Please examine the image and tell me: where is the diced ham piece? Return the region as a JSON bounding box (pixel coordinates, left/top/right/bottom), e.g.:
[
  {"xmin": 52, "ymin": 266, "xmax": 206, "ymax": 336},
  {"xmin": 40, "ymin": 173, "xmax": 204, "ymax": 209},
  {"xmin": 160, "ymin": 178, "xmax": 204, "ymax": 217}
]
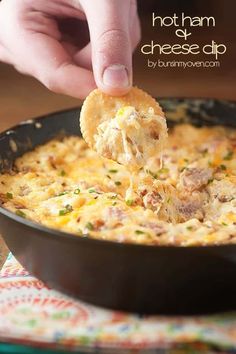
[
  {"xmin": 106, "ymin": 207, "xmax": 126, "ymax": 220},
  {"xmin": 198, "ymin": 137, "xmax": 226, "ymax": 154},
  {"xmin": 208, "ymin": 179, "xmax": 236, "ymax": 203},
  {"xmin": 179, "ymin": 167, "xmax": 212, "ymax": 192},
  {"xmin": 176, "ymin": 198, "xmax": 204, "ymax": 222},
  {"xmin": 143, "ymin": 191, "xmax": 162, "ymax": 211},
  {"xmin": 141, "ymin": 221, "xmax": 165, "ymax": 236},
  {"xmin": 19, "ymin": 185, "xmax": 31, "ymax": 196}
]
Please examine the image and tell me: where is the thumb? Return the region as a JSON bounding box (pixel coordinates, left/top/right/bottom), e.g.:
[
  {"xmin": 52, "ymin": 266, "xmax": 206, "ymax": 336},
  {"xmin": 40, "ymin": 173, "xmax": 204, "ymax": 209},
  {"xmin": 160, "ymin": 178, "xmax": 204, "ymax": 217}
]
[{"xmin": 80, "ymin": 0, "xmax": 132, "ymax": 95}]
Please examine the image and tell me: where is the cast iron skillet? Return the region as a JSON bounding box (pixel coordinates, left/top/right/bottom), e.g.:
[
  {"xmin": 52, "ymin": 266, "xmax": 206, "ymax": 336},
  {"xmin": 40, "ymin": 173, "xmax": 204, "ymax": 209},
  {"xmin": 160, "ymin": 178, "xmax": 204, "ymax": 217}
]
[{"xmin": 0, "ymin": 98, "xmax": 236, "ymax": 315}]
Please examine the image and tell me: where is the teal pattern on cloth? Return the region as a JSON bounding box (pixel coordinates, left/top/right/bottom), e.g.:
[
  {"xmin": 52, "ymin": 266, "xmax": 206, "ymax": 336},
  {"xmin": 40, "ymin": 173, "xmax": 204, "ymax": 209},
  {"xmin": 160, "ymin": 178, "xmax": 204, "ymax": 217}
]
[{"xmin": 0, "ymin": 253, "xmax": 235, "ymax": 353}]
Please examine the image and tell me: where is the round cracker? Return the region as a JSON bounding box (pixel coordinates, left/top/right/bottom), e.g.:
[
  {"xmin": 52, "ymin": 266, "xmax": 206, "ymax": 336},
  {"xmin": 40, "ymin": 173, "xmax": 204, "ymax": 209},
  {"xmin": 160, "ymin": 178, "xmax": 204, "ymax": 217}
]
[{"xmin": 80, "ymin": 87, "xmax": 164, "ymax": 149}]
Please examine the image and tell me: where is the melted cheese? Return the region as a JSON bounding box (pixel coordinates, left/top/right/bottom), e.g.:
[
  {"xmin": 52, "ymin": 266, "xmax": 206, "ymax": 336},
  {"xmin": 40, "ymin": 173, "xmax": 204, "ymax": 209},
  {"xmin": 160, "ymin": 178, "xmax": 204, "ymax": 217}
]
[
  {"xmin": 94, "ymin": 106, "xmax": 167, "ymax": 170},
  {"xmin": 94, "ymin": 105, "xmax": 168, "ymax": 204},
  {"xmin": 0, "ymin": 124, "xmax": 235, "ymax": 246}
]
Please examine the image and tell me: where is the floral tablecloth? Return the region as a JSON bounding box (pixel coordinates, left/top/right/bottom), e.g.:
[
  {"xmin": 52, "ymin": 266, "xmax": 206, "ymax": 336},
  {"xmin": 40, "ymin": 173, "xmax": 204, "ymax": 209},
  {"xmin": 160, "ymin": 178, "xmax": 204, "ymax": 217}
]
[{"xmin": 0, "ymin": 253, "xmax": 236, "ymax": 353}]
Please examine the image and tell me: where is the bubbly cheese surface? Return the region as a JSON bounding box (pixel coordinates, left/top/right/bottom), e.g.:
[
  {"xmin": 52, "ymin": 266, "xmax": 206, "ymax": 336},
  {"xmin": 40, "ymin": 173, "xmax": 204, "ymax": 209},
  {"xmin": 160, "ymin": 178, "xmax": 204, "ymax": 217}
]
[{"xmin": 0, "ymin": 123, "xmax": 235, "ymax": 246}]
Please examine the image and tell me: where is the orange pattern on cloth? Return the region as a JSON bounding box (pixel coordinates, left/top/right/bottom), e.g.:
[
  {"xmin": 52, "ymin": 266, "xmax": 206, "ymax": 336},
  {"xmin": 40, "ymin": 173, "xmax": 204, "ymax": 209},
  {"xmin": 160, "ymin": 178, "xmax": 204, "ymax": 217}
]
[{"xmin": 0, "ymin": 253, "xmax": 235, "ymax": 352}]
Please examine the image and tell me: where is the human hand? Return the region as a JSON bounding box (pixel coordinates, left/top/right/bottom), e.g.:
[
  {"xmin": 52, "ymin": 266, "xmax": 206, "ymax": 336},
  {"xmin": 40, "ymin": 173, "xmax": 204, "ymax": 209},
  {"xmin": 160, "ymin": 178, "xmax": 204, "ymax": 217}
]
[{"xmin": 0, "ymin": 0, "xmax": 140, "ymax": 98}]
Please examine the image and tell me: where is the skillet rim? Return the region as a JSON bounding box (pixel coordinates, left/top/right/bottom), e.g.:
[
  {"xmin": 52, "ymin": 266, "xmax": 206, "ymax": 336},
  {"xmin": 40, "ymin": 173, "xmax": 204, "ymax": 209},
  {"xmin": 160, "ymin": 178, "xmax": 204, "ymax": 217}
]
[{"xmin": 0, "ymin": 97, "xmax": 236, "ymax": 251}]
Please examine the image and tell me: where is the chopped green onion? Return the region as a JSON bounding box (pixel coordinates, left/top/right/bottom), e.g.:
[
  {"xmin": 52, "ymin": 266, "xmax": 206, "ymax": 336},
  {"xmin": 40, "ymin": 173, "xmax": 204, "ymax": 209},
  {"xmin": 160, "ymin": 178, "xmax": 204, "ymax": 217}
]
[
  {"xmin": 77, "ymin": 228, "xmax": 83, "ymax": 235},
  {"xmin": 106, "ymin": 175, "xmax": 111, "ymax": 179},
  {"xmin": 108, "ymin": 169, "xmax": 118, "ymax": 173},
  {"xmin": 187, "ymin": 226, "xmax": 193, "ymax": 231},
  {"xmin": 88, "ymin": 188, "xmax": 102, "ymax": 195},
  {"xmin": 201, "ymin": 149, "xmax": 208, "ymax": 157},
  {"xmin": 6, "ymin": 192, "xmax": 13, "ymax": 199},
  {"xmin": 222, "ymin": 222, "xmax": 228, "ymax": 226},
  {"xmin": 88, "ymin": 188, "xmax": 96, "ymax": 193},
  {"xmin": 59, "ymin": 210, "xmax": 66, "ymax": 216},
  {"xmin": 114, "ymin": 181, "xmax": 122, "ymax": 186},
  {"xmin": 158, "ymin": 167, "xmax": 169, "ymax": 174},
  {"xmin": 207, "ymin": 178, "xmax": 214, "ymax": 185},
  {"xmin": 223, "ymin": 151, "xmax": 233, "ymax": 161},
  {"xmin": 126, "ymin": 199, "xmax": 133, "ymax": 206},
  {"xmin": 85, "ymin": 222, "xmax": 94, "ymax": 231},
  {"xmin": 146, "ymin": 170, "xmax": 158, "ymax": 179},
  {"xmin": 59, "ymin": 204, "xmax": 73, "ymax": 216},
  {"xmin": 108, "ymin": 194, "xmax": 117, "ymax": 200},
  {"xmin": 74, "ymin": 188, "xmax": 80, "ymax": 195},
  {"xmin": 145, "ymin": 168, "xmax": 168, "ymax": 176},
  {"xmin": 208, "ymin": 161, "xmax": 213, "ymax": 167},
  {"xmin": 112, "ymin": 201, "xmax": 117, "ymax": 206},
  {"xmin": 57, "ymin": 191, "xmax": 68, "ymax": 196},
  {"xmin": 220, "ymin": 164, "xmax": 227, "ymax": 171},
  {"xmin": 135, "ymin": 230, "xmax": 145, "ymax": 235},
  {"xmin": 16, "ymin": 210, "xmax": 26, "ymax": 218},
  {"xmin": 59, "ymin": 170, "xmax": 66, "ymax": 176}
]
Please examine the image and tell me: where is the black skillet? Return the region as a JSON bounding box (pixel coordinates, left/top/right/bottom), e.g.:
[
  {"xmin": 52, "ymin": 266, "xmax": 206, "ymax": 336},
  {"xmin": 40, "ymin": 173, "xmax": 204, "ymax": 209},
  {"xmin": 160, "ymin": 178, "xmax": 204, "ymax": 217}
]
[{"xmin": 0, "ymin": 98, "xmax": 236, "ymax": 315}]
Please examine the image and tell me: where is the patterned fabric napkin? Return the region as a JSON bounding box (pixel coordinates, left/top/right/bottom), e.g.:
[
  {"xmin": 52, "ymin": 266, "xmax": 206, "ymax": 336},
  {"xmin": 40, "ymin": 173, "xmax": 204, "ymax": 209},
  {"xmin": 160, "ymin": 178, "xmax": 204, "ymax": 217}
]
[{"xmin": 0, "ymin": 253, "xmax": 236, "ymax": 353}]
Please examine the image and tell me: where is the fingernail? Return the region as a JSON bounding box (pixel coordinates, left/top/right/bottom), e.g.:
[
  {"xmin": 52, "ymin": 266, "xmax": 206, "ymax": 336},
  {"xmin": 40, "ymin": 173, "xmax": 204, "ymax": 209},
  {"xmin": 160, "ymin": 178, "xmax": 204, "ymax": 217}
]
[{"xmin": 103, "ymin": 64, "xmax": 130, "ymax": 89}]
